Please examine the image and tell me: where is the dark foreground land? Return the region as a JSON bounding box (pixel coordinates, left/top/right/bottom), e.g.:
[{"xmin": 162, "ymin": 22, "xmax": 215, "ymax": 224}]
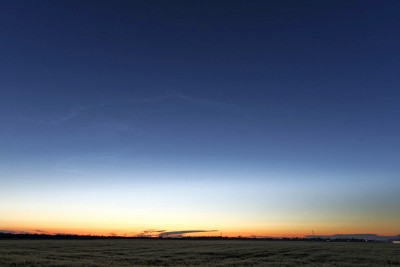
[{"xmin": 0, "ymin": 239, "xmax": 399, "ymax": 267}]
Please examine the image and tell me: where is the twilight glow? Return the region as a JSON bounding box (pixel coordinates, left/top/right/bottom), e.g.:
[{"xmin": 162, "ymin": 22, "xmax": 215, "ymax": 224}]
[{"xmin": 1, "ymin": 1, "xmax": 399, "ymax": 237}]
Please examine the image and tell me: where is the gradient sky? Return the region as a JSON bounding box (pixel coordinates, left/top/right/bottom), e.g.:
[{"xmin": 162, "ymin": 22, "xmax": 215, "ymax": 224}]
[{"xmin": 1, "ymin": 0, "xmax": 399, "ymax": 237}]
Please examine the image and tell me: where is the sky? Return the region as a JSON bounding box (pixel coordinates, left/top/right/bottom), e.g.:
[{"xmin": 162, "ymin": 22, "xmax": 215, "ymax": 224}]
[{"xmin": 0, "ymin": 0, "xmax": 399, "ymax": 237}]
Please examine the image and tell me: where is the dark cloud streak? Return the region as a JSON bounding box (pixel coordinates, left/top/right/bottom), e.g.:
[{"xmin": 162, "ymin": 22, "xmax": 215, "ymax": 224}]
[{"xmin": 159, "ymin": 230, "xmax": 218, "ymax": 237}]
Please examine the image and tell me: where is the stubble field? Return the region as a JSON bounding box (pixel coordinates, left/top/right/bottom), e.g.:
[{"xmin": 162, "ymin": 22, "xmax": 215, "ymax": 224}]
[{"xmin": 0, "ymin": 239, "xmax": 399, "ymax": 267}]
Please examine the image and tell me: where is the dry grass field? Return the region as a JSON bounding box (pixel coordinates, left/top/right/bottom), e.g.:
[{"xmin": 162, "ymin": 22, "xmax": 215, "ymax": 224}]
[{"xmin": 0, "ymin": 239, "xmax": 399, "ymax": 267}]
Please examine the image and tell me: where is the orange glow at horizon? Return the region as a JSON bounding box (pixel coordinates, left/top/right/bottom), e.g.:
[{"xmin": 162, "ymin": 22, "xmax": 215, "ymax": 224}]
[
  {"xmin": 2, "ymin": 177, "xmax": 399, "ymax": 239},
  {"xmin": 1, "ymin": 224, "xmax": 399, "ymax": 238}
]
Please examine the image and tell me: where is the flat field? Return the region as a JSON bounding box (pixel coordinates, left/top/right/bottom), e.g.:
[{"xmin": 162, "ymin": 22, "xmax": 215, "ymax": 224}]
[{"xmin": 0, "ymin": 239, "xmax": 399, "ymax": 267}]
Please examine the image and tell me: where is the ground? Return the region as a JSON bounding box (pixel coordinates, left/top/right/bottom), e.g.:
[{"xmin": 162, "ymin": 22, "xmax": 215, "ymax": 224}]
[{"xmin": 0, "ymin": 239, "xmax": 399, "ymax": 266}]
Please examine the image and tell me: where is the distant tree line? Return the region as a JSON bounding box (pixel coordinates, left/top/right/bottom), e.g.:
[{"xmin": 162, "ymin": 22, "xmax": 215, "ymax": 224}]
[{"xmin": 0, "ymin": 232, "xmax": 387, "ymax": 242}]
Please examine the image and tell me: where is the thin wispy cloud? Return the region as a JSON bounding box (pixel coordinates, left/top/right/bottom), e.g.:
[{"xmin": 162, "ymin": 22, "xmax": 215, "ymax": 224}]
[
  {"xmin": 51, "ymin": 150, "xmax": 128, "ymax": 175},
  {"xmin": 0, "ymin": 230, "xmax": 19, "ymax": 234},
  {"xmin": 35, "ymin": 230, "xmax": 49, "ymax": 234},
  {"xmin": 14, "ymin": 94, "xmax": 253, "ymax": 126},
  {"xmin": 0, "ymin": 230, "xmax": 30, "ymax": 234}
]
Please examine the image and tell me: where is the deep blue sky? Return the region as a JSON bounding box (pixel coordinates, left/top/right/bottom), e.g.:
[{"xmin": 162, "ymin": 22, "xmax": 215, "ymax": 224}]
[{"xmin": 1, "ymin": 1, "xmax": 399, "ymax": 235}]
